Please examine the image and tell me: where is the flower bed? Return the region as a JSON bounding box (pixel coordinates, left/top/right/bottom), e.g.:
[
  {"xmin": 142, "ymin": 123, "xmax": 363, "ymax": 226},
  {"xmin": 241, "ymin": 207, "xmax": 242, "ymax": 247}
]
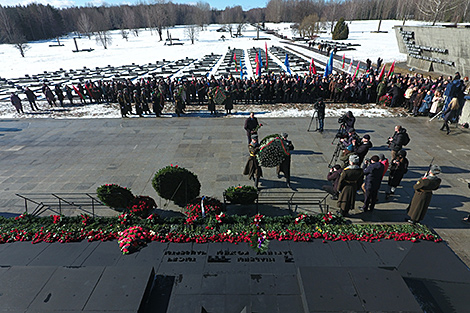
[
  {"xmin": 224, "ymin": 185, "xmax": 258, "ymax": 204},
  {"xmin": 0, "ymin": 212, "xmax": 442, "ymax": 255}
]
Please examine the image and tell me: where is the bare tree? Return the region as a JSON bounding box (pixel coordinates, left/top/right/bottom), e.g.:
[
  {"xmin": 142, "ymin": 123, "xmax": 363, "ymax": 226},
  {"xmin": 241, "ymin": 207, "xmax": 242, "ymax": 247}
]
[
  {"xmin": 77, "ymin": 12, "xmax": 94, "ymax": 39},
  {"xmin": 95, "ymin": 30, "xmax": 112, "ymax": 49},
  {"xmin": 418, "ymin": 0, "xmax": 464, "ymax": 25},
  {"xmin": 195, "ymin": 1, "xmax": 211, "ymax": 30},
  {"xmin": 185, "ymin": 24, "xmax": 199, "ymax": 44},
  {"xmin": 299, "ymin": 13, "xmax": 320, "ymax": 38}
]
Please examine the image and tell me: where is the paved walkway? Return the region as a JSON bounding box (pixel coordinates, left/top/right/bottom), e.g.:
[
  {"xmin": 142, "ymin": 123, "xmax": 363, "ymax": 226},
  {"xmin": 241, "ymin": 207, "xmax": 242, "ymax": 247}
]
[{"xmin": 0, "ymin": 115, "xmax": 469, "ymax": 266}]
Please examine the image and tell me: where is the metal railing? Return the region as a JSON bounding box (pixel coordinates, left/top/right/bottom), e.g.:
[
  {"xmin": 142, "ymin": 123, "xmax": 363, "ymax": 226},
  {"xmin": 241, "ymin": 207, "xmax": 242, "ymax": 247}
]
[{"xmin": 15, "ymin": 193, "xmax": 110, "ymax": 217}]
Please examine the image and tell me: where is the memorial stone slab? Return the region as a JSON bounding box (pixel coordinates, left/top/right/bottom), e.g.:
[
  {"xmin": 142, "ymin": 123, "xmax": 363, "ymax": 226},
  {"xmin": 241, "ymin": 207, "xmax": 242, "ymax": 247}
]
[
  {"xmin": 348, "ymin": 267, "xmax": 422, "ymax": 312},
  {"xmin": 0, "ymin": 241, "xmax": 50, "ymax": 266},
  {"xmin": 398, "ymin": 241, "xmax": 470, "ymax": 283},
  {"xmin": 84, "ymin": 266, "xmax": 154, "ymax": 312},
  {"xmin": 329, "ymin": 240, "xmax": 383, "ymax": 267},
  {"xmin": 73, "ymin": 241, "xmax": 123, "ymax": 267},
  {"xmin": 369, "ymin": 240, "xmax": 414, "ymax": 267},
  {"xmin": 0, "ymin": 266, "xmax": 57, "ymax": 311},
  {"xmin": 28, "ymin": 241, "xmax": 92, "ymax": 266},
  {"xmin": 28, "ymin": 266, "xmax": 105, "ymax": 312}
]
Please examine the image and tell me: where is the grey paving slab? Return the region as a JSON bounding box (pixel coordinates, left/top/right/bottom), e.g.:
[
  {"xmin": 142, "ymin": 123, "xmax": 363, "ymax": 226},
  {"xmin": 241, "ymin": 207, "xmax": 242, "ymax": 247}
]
[
  {"xmin": 28, "ymin": 266, "xmax": 105, "ymax": 312},
  {"xmin": 84, "ymin": 266, "xmax": 153, "ymax": 312}
]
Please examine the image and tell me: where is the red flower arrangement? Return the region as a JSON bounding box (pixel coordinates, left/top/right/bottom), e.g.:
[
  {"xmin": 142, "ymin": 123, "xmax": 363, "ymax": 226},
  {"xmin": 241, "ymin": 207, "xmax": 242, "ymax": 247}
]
[
  {"xmin": 118, "ymin": 226, "xmax": 151, "ymax": 254},
  {"xmin": 184, "ymin": 196, "xmax": 223, "ymax": 221},
  {"xmin": 126, "ymin": 196, "xmax": 157, "ymax": 219}
]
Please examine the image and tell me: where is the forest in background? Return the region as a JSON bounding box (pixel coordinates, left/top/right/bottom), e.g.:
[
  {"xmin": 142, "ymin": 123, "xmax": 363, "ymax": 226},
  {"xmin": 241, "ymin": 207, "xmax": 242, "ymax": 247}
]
[{"xmin": 0, "ymin": 0, "xmax": 469, "ymax": 45}]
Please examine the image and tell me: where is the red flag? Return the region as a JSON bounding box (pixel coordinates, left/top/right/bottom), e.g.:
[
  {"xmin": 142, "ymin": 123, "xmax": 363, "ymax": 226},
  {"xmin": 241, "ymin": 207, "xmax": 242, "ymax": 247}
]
[
  {"xmin": 255, "ymin": 52, "xmax": 260, "ymax": 76},
  {"xmin": 233, "ymin": 53, "xmax": 239, "ymax": 72},
  {"xmin": 387, "ymin": 61, "xmax": 395, "ymax": 79},
  {"xmin": 309, "ymin": 58, "xmax": 317, "ymax": 75},
  {"xmin": 72, "ymin": 85, "xmax": 84, "ymax": 99},
  {"xmin": 377, "ymin": 64, "xmax": 386, "ymax": 81},
  {"xmin": 342, "ymin": 54, "xmax": 345, "ymax": 69},
  {"xmin": 265, "ymin": 42, "xmax": 268, "ymax": 70}
]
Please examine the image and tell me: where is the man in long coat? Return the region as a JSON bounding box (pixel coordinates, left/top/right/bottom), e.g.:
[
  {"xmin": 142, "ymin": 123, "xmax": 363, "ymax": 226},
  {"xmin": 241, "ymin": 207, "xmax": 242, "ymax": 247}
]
[
  {"xmin": 360, "ymin": 155, "xmax": 384, "ymax": 212},
  {"xmin": 337, "ymin": 154, "xmax": 364, "ymax": 216},
  {"xmin": 276, "ymin": 133, "xmax": 294, "ymax": 188},
  {"xmin": 243, "ymin": 135, "xmax": 262, "ymax": 189},
  {"xmin": 407, "ymin": 165, "xmax": 441, "ymax": 224}
]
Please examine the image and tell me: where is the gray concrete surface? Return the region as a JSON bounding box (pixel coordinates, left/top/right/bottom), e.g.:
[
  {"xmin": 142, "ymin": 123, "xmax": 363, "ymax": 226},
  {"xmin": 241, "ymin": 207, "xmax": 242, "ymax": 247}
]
[{"xmin": 1, "ymin": 115, "xmax": 470, "ymax": 266}]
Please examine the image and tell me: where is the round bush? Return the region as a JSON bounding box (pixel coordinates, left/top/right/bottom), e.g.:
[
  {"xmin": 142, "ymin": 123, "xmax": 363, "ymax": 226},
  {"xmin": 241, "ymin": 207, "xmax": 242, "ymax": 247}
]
[
  {"xmin": 185, "ymin": 196, "xmax": 223, "ymax": 220},
  {"xmin": 126, "ymin": 196, "xmax": 157, "ymax": 218},
  {"xmin": 152, "ymin": 165, "xmax": 201, "ymax": 206},
  {"xmin": 96, "ymin": 184, "xmax": 134, "ymax": 211},
  {"xmin": 224, "ymin": 185, "xmax": 258, "ymax": 204},
  {"xmin": 257, "ymin": 134, "xmax": 290, "ymax": 168}
]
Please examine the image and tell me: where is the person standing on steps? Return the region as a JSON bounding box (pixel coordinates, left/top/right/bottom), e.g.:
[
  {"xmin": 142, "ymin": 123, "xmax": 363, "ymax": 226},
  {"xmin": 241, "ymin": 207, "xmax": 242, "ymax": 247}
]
[{"xmin": 337, "ymin": 154, "xmax": 364, "ymax": 217}]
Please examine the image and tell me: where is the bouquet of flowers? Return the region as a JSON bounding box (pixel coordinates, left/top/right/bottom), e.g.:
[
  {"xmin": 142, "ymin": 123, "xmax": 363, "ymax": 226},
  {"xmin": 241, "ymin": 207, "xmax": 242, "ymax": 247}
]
[{"xmin": 257, "ymin": 134, "xmax": 290, "ymax": 168}]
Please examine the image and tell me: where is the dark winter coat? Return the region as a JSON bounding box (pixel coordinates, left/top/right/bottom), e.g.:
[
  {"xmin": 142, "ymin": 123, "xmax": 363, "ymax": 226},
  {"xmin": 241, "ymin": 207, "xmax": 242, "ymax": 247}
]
[
  {"xmin": 354, "ymin": 140, "xmax": 372, "ymax": 165},
  {"xmin": 337, "ymin": 166, "xmax": 364, "ymax": 214},
  {"xmin": 389, "ymin": 128, "xmax": 408, "ymax": 152},
  {"xmin": 327, "ymin": 169, "xmax": 343, "ymax": 194},
  {"xmin": 388, "ymin": 156, "xmax": 408, "ymax": 187},
  {"xmin": 363, "ymin": 161, "xmax": 384, "ymax": 191},
  {"xmin": 407, "ymin": 176, "xmax": 441, "ymax": 222},
  {"xmin": 443, "ymin": 98, "xmax": 459, "ymax": 122},
  {"xmin": 277, "ymin": 140, "xmax": 294, "ymax": 179}
]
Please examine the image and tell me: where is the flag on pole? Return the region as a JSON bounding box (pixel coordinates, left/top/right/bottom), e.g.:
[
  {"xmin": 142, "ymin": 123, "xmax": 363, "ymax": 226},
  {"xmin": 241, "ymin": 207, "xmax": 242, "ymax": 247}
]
[
  {"xmin": 255, "ymin": 52, "xmax": 260, "ymax": 76},
  {"xmin": 348, "ymin": 56, "xmax": 354, "ymax": 73},
  {"xmin": 342, "ymin": 54, "xmax": 345, "ymax": 69},
  {"xmin": 265, "ymin": 42, "xmax": 268, "ymax": 70},
  {"xmin": 387, "ymin": 61, "xmax": 395, "ymax": 79},
  {"xmin": 309, "ymin": 58, "xmax": 317, "ymax": 75},
  {"xmin": 352, "ymin": 61, "xmax": 361, "ymax": 80},
  {"xmin": 233, "ymin": 53, "xmax": 239, "ymax": 72},
  {"xmin": 258, "ymin": 49, "xmax": 263, "ymax": 70},
  {"xmin": 323, "ymin": 51, "xmax": 334, "ymax": 78},
  {"xmin": 284, "ymin": 54, "xmax": 291, "ymax": 74},
  {"xmin": 377, "ymin": 64, "xmax": 386, "ymax": 81},
  {"xmin": 240, "ymin": 59, "xmax": 244, "ymax": 79},
  {"xmin": 72, "ymin": 85, "xmax": 84, "ymax": 99}
]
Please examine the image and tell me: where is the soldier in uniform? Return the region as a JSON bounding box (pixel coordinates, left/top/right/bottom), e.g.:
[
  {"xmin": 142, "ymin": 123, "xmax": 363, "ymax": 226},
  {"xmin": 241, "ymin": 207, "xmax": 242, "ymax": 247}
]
[
  {"xmin": 337, "ymin": 154, "xmax": 364, "ymax": 216},
  {"xmin": 406, "ymin": 165, "xmax": 442, "ymax": 224},
  {"xmin": 243, "ymin": 134, "xmax": 263, "ymax": 189},
  {"xmin": 276, "ymin": 133, "xmax": 294, "ymax": 188},
  {"xmin": 117, "ymin": 90, "xmax": 128, "ymax": 118}
]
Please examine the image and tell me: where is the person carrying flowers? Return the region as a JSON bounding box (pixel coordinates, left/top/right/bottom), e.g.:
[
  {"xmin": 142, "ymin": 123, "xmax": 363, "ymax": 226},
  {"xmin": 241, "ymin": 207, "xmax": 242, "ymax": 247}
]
[{"xmin": 243, "ymin": 134, "xmax": 263, "ymax": 189}]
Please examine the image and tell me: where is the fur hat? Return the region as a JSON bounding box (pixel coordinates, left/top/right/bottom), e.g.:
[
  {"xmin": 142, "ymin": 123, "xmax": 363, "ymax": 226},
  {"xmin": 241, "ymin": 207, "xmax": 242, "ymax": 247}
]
[
  {"xmin": 281, "ymin": 133, "xmax": 288, "ymax": 138},
  {"xmin": 349, "ymin": 154, "xmax": 360, "ymax": 164},
  {"xmin": 430, "ymin": 164, "xmax": 441, "ymax": 175},
  {"xmin": 251, "ymin": 134, "xmax": 258, "ymax": 140}
]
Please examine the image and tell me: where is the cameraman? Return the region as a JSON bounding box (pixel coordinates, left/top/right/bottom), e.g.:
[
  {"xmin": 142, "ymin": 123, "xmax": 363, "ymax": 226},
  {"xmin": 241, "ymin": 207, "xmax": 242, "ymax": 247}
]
[
  {"xmin": 314, "ymin": 97, "xmax": 325, "ymax": 132},
  {"xmin": 354, "ymin": 134, "xmax": 373, "ymax": 165},
  {"xmin": 338, "ymin": 111, "xmax": 356, "ymax": 129},
  {"xmin": 340, "ymin": 128, "xmax": 360, "ymax": 151}
]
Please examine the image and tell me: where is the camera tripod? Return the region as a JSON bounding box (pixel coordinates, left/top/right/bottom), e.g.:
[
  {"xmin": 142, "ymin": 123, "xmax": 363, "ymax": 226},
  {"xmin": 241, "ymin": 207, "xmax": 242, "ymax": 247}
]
[
  {"xmin": 307, "ymin": 109, "xmax": 319, "ymax": 132},
  {"xmin": 328, "ymin": 140, "xmax": 344, "ymax": 168}
]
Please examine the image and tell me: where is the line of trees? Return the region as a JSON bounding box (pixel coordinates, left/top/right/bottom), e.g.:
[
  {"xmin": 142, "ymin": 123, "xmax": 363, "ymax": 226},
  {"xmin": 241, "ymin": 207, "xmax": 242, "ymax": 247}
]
[{"xmin": 1, "ymin": 0, "xmax": 469, "ymax": 48}]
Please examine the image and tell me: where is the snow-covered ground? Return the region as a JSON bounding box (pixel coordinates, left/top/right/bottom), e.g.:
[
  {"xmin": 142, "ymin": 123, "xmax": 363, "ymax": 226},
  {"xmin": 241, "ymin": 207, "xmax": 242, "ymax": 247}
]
[{"xmin": 0, "ymin": 20, "xmax": 424, "ymax": 119}]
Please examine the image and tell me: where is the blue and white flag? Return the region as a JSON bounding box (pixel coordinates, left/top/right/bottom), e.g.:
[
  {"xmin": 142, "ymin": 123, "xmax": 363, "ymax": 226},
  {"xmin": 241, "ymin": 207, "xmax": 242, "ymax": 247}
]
[{"xmin": 324, "ymin": 51, "xmax": 334, "ymax": 77}]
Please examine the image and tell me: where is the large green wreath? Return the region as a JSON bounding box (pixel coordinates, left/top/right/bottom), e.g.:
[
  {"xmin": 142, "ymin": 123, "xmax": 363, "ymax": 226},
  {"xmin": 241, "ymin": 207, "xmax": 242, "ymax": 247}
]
[
  {"xmin": 224, "ymin": 185, "xmax": 258, "ymax": 204},
  {"xmin": 152, "ymin": 165, "xmax": 201, "ymax": 206},
  {"xmin": 96, "ymin": 184, "xmax": 135, "ymax": 211},
  {"xmin": 257, "ymin": 134, "xmax": 290, "ymax": 168}
]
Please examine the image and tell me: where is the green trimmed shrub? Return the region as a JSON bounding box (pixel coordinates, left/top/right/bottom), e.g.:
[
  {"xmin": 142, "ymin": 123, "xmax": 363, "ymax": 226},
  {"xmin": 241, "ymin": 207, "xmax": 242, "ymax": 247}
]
[
  {"xmin": 332, "ymin": 18, "xmax": 349, "ymax": 40},
  {"xmin": 224, "ymin": 185, "xmax": 258, "ymax": 204},
  {"xmin": 96, "ymin": 184, "xmax": 135, "ymax": 211},
  {"xmin": 152, "ymin": 165, "xmax": 201, "ymax": 206}
]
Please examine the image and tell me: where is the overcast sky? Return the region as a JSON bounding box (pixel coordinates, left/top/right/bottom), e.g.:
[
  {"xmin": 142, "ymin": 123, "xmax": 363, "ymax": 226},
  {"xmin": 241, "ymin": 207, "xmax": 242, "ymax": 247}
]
[{"xmin": 0, "ymin": 0, "xmax": 267, "ymax": 10}]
